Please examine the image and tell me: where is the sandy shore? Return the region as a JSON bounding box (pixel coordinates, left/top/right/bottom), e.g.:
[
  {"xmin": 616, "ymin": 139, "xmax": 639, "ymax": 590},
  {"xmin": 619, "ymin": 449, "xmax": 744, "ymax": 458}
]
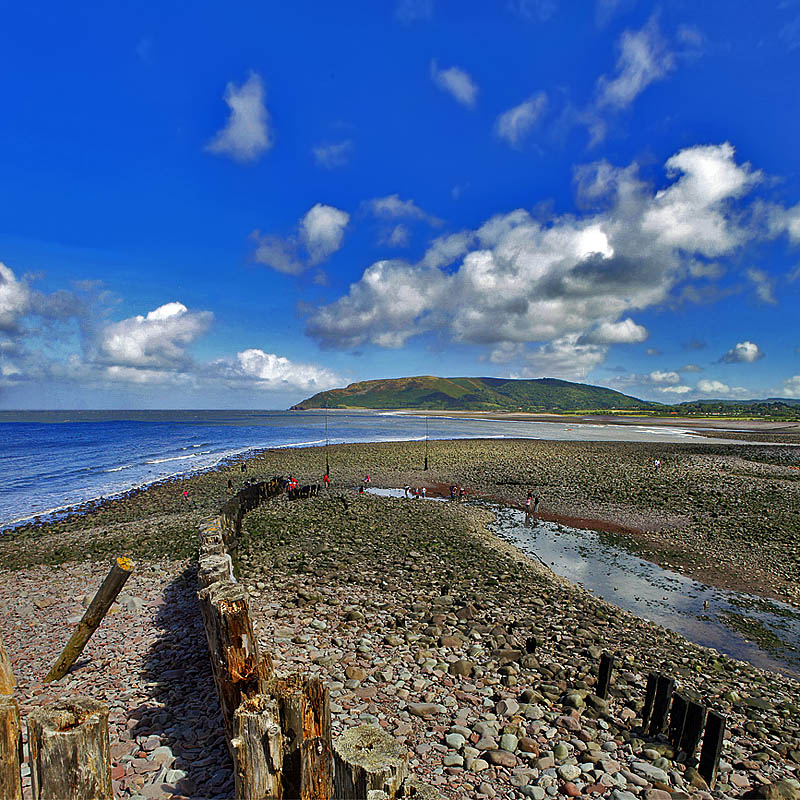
[{"xmin": 2, "ymin": 437, "xmax": 799, "ymax": 799}]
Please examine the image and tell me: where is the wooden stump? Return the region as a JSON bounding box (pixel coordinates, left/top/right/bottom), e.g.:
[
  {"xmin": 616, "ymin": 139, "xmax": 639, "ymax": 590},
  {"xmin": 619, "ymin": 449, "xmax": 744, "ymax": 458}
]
[
  {"xmin": 0, "ymin": 635, "xmax": 14, "ymax": 696},
  {"xmin": 333, "ymin": 724, "xmax": 409, "ymax": 799},
  {"xmin": 268, "ymin": 674, "xmax": 330, "ymax": 798},
  {"xmin": 197, "ymin": 554, "xmax": 235, "ymax": 589},
  {"xmin": 27, "ymin": 697, "xmax": 112, "ymax": 800},
  {"xmin": 44, "ymin": 557, "xmax": 135, "ymax": 683},
  {"xmin": 0, "ymin": 696, "xmax": 22, "ymax": 800},
  {"xmin": 300, "ymin": 737, "xmax": 333, "ymax": 800},
  {"xmin": 232, "ymin": 694, "xmax": 283, "ymax": 800},
  {"xmin": 197, "ymin": 580, "xmax": 273, "ymax": 741}
]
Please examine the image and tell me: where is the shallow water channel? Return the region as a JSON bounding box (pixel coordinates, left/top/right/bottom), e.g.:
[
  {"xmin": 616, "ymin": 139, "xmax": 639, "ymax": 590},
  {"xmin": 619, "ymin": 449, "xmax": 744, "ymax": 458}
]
[
  {"xmin": 490, "ymin": 505, "xmax": 800, "ymax": 680},
  {"xmin": 366, "ymin": 488, "xmax": 800, "ymax": 679}
]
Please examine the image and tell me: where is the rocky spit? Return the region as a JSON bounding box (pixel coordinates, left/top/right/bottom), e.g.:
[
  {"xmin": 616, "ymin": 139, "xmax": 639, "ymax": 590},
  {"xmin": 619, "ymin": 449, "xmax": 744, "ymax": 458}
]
[{"xmin": 0, "ymin": 437, "xmax": 799, "ymax": 800}]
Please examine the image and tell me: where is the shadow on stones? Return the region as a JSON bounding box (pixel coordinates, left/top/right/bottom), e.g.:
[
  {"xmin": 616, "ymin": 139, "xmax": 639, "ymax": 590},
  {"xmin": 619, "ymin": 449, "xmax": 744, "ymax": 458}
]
[{"xmin": 130, "ymin": 564, "xmax": 234, "ymax": 799}]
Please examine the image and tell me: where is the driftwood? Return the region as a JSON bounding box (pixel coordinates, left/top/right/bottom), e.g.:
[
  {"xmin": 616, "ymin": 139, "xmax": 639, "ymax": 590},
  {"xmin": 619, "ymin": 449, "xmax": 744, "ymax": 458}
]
[
  {"xmin": 232, "ymin": 694, "xmax": 283, "ymax": 800},
  {"xmin": 44, "ymin": 557, "xmax": 135, "ymax": 683},
  {"xmin": 0, "ymin": 696, "xmax": 22, "ymax": 800},
  {"xmin": 333, "ymin": 724, "xmax": 409, "ymax": 799},
  {"xmin": 197, "ymin": 580, "xmax": 273, "ymax": 741},
  {"xmin": 27, "ymin": 696, "xmax": 112, "ymax": 800},
  {"xmin": 0, "ymin": 635, "xmax": 14, "ymax": 696}
]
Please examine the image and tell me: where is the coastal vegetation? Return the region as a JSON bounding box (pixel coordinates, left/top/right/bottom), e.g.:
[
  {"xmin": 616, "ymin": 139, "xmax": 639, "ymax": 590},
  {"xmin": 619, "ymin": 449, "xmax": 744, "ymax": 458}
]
[{"xmin": 292, "ymin": 375, "xmax": 800, "ymax": 420}]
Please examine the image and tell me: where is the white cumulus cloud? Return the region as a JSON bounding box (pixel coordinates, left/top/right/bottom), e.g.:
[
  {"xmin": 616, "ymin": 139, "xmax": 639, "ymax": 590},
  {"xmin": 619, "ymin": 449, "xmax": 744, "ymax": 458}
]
[
  {"xmin": 234, "ymin": 348, "xmax": 339, "ymax": 391},
  {"xmin": 98, "ymin": 302, "xmax": 213, "ymax": 370},
  {"xmin": 720, "ymin": 340, "xmax": 764, "ymax": 364},
  {"xmin": 252, "ymin": 203, "xmax": 350, "ymax": 274},
  {"xmin": 206, "ymin": 72, "xmax": 272, "ymax": 163},
  {"xmin": 365, "ymin": 194, "xmax": 441, "ymax": 225},
  {"xmin": 659, "ymin": 384, "xmax": 692, "ymax": 394},
  {"xmin": 430, "ymin": 60, "xmax": 478, "ymax": 107},
  {"xmin": 307, "ymin": 142, "xmax": 779, "ymax": 383},
  {"xmin": 0, "ymin": 263, "xmax": 33, "ymax": 333},
  {"xmin": 781, "ymin": 376, "xmax": 800, "ymax": 398},
  {"xmin": 300, "ymin": 204, "xmax": 350, "ymax": 265},
  {"xmin": 495, "ymin": 93, "xmax": 547, "ymax": 147}
]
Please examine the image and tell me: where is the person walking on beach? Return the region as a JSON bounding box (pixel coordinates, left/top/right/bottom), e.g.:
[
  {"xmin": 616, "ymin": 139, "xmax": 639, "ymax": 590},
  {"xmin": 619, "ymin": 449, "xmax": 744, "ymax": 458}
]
[
  {"xmin": 227, "ymin": 478, "xmax": 233, "ymax": 495},
  {"xmin": 533, "ymin": 495, "xmax": 540, "ymax": 514},
  {"xmin": 182, "ymin": 489, "xmax": 189, "ymax": 501},
  {"xmin": 404, "ymin": 485, "xmax": 410, "ymax": 498},
  {"xmin": 323, "ymin": 473, "xmax": 330, "ymax": 489},
  {"xmin": 420, "ymin": 486, "xmax": 426, "ymax": 499},
  {"xmin": 654, "ymin": 458, "xmax": 661, "ymax": 471},
  {"xmin": 524, "ymin": 491, "xmax": 532, "ymax": 523}
]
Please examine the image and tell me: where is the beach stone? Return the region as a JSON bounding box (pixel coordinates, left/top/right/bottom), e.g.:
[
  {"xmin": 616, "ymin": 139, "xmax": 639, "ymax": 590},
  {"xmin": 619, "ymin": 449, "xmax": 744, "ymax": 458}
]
[
  {"xmin": 497, "ymin": 698, "xmax": 520, "ymax": 716},
  {"xmin": 684, "ymin": 768, "xmax": 708, "ymax": 790},
  {"xmin": 644, "ymin": 790, "xmax": 672, "ymax": 800},
  {"xmin": 522, "ymin": 787, "xmax": 546, "ymax": 800},
  {"xmin": 408, "ymin": 702, "xmax": 440, "ymax": 717},
  {"xmin": 553, "ymin": 743, "xmax": 569, "ymax": 761},
  {"xmin": 446, "ymin": 733, "xmax": 466, "ymax": 749},
  {"xmin": 449, "ymin": 659, "xmax": 474, "ymax": 677},
  {"xmin": 443, "ymin": 753, "xmax": 464, "ymax": 767},
  {"xmin": 470, "ymin": 759, "xmax": 490, "ymax": 773},
  {"xmin": 537, "ymin": 756, "xmax": 555, "ymax": 770},
  {"xmin": 743, "ymin": 781, "xmax": 800, "ymax": 800},
  {"xmin": 631, "ymin": 762, "xmax": 669, "ymax": 784},
  {"xmin": 500, "ymin": 733, "xmax": 518, "ymax": 752},
  {"xmin": 478, "ymin": 782, "xmax": 496, "ymax": 798},
  {"xmin": 519, "ymin": 737, "xmax": 539, "ymax": 754},
  {"xmin": 563, "ymin": 782, "xmax": 581, "ymax": 797},
  {"xmin": 345, "ymin": 665, "xmax": 367, "ymax": 681},
  {"xmin": 612, "ymin": 792, "xmax": 639, "ymax": 800},
  {"xmin": 486, "ymin": 749, "xmax": 517, "ymax": 768},
  {"xmin": 558, "ymin": 765, "xmax": 582, "ymax": 782}
]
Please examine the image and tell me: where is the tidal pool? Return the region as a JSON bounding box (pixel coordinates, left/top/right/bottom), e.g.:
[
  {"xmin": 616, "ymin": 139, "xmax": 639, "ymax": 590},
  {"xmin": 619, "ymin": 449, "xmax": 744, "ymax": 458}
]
[{"xmin": 489, "ymin": 505, "xmax": 800, "ymax": 679}]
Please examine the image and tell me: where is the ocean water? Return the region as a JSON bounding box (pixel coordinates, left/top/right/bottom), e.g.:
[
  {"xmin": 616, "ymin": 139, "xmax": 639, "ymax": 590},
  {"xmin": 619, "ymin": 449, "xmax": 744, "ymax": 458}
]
[{"xmin": 0, "ymin": 409, "xmax": 711, "ymax": 530}]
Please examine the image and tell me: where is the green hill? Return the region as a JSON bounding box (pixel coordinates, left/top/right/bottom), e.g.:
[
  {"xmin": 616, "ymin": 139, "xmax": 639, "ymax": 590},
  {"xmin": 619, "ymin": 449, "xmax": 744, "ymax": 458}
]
[{"xmin": 291, "ymin": 375, "xmax": 656, "ymax": 412}]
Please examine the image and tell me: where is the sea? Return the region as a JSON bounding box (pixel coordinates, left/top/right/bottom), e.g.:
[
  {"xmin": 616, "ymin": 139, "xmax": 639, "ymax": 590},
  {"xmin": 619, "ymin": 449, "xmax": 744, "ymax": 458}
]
[{"xmin": 0, "ymin": 408, "xmax": 711, "ymax": 531}]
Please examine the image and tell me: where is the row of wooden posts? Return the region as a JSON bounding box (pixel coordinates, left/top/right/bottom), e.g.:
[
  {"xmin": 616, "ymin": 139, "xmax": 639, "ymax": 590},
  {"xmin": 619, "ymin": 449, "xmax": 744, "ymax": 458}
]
[
  {"xmin": 1, "ymin": 556, "xmax": 135, "ymax": 800},
  {"xmin": 597, "ymin": 653, "xmax": 727, "ymax": 789},
  {"xmin": 197, "ymin": 476, "xmax": 426, "ymax": 800}
]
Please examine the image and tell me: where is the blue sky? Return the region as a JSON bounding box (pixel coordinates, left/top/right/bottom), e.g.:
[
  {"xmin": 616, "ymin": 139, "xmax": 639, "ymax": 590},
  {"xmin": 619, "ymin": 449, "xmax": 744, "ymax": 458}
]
[{"xmin": 2, "ymin": 0, "xmax": 800, "ymax": 409}]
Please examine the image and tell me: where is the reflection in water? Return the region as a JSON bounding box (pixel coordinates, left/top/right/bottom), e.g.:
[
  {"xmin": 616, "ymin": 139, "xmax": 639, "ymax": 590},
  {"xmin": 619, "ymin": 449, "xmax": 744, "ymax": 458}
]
[{"xmin": 490, "ymin": 506, "xmax": 800, "ymax": 679}]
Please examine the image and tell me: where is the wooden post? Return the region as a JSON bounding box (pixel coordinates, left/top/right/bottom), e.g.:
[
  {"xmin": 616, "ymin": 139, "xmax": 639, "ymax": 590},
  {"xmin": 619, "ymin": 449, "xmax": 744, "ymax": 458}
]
[
  {"xmin": 197, "ymin": 554, "xmax": 235, "ymax": 589},
  {"xmin": 0, "ymin": 696, "xmax": 22, "ymax": 800},
  {"xmin": 232, "ymin": 694, "xmax": 283, "ymax": 800},
  {"xmin": 698, "ymin": 710, "xmax": 726, "ymax": 789},
  {"xmin": 333, "ymin": 724, "xmax": 409, "ymax": 799},
  {"xmin": 44, "ymin": 557, "xmax": 135, "ymax": 683},
  {"xmin": 648, "ymin": 674, "xmax": 674, "ymax": 736},
  {"xmin": 300, "ymin": 737, "xmax": 333, "ymax": 800},
  {"xmin": 197, "ymin": 580, "xmax": 272, "ymax": 741},
  {"xmin": 668, "ymin": 693, "xmax": 688, "ymax": 749},
  {"xmin": 597, "ymin": 653, "xmax": 614, "ymax": 700},
  {"xmin": 269, "ymin": 675, "xmax": 331, "ymax": 798},
  {"xmin": 680, "ymin": 700, "xmax": 707, "ymax": 760},
  {"xmin": 27, "ymin": 697, "xmax": 112, "ymax": 800},
  {"xmin": 0, "ymin": 635, "xmax": 15, "ymax": 696},
  {"xmin": 640, "ymin": 672, "xmax": 657, "ymax": 731}
]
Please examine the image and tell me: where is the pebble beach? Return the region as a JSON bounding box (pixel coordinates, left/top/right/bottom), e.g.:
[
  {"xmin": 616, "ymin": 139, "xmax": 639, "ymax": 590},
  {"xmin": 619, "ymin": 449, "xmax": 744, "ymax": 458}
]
[{"xmin": 1, "ymin": 434, "xmax": 799, "ymax": 800}]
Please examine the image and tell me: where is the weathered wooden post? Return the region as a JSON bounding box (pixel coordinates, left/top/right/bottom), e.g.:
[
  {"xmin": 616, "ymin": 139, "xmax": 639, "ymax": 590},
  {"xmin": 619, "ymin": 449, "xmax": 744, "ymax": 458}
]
[
  {"xmin": 0, "ymin": 696, "xmax": 22, "ymax": 800},
  {"xmin": 333, "ymin": 724, "xmax": 409, "ymax": 799},
  {"xmin": 668, "ymin": 693, "xmax": 688, "ymax": 748},
  {"xmin": 640, "ymin": 672, "xmax": 658, "ymax": 731},
  {"xmin": 597, "ymin": 653, "xmax": 614, "ymax": 700},
  {"xmin": 679, "ymin": 700, "xmax": 707, "ymax": 760},
  {"xmin": 232, "ymin": 695, "xmax": 284, "ymax": 800},
  {"xmin": 698, "ymin": 710, "xmax": 726, "ymax": 789},
  {"xmin": 44, "ymin": 557, "xmax": 135, "ymax": 683},
  {"xmin": 27, "ymin": 697, "xmax": 112, "ymax": 800},
  {"xmin": 300, "ymin": 737, "xmax": 333, "ymax": 800},
  {"xmin": 269, "ymin": 674, "xmax": 331, "ymax": 798},
  {"xmin": 197, "ymin": 580, "xmax": 273, "ymax": 741},
  {"xmin": 648, "ymin": 674, "xmax": 674, "ymax": 736},
  {"xmin": 0, "ymin": 635, "xmax": 15, "ymax": 696}
]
